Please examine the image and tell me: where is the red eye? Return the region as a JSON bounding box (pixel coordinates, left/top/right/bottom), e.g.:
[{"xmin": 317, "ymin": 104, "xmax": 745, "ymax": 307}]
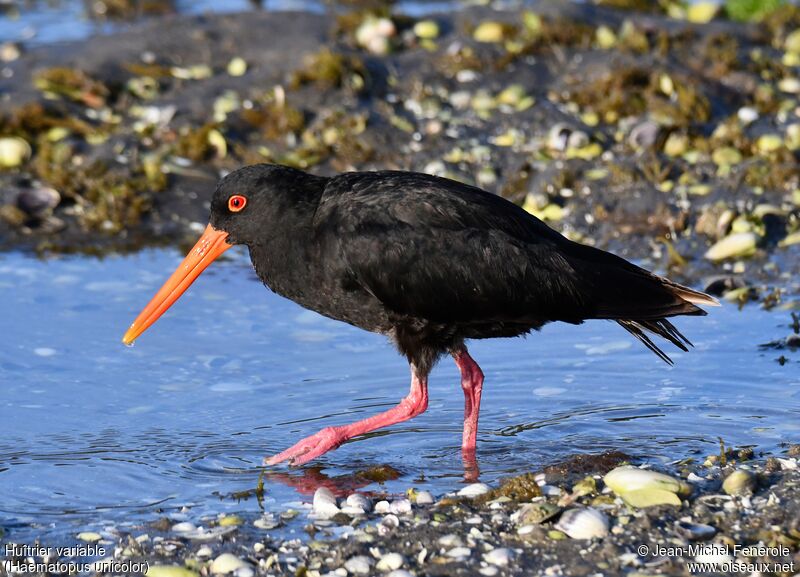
[{"xmin": 228, "ymin": 195, "xmax": 247, "ymax": 212}]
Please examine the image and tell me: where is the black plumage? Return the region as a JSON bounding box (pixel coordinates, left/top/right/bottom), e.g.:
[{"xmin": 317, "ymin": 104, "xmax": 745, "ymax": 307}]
[
  {"xmin": 127, "ymin": 163, "xmax": 718, "ymax": 466},
  {"xmin": 212, "ymin": 165, "xmax": 714, "ymax": 372}
]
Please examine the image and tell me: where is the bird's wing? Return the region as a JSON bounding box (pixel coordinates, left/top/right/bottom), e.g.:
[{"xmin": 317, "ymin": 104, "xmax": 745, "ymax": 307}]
[{"xmin": 313, "ymin": 171, "xmax": 591, "ymax": 324}]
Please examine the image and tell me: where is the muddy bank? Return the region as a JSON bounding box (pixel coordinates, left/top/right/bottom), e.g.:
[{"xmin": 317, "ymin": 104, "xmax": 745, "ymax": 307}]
[
  {"xmin": 0, "ymin": 1, "xmax": 799, "ymax": 304},
  {"xmin": 4, "ymin": 446, "xmax": 800, "ymax": 576}
]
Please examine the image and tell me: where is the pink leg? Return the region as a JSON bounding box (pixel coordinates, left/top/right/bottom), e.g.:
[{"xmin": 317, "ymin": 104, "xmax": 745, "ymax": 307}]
[
  {"xmin": 453, "ymin": 348, "xmax": 484, "ymax": 455},
  {"xmin": 265, "ymin": 366, "xmax": 429, "ymax": 466}
]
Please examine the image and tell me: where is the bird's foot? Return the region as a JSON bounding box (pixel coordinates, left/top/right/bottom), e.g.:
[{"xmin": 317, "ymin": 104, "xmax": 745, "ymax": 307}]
[{"xmin": 265, "ymin": 427, "xmax": 344, "ymax": 466}]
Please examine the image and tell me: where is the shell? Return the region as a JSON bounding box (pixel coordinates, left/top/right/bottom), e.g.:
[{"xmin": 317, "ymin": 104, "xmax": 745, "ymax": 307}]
[
  {"xmin": 413, "ymin": 20, "xmax": 439, "ymax": 40},
  {"xmin": 473, "ymin": 22, "xmax": 505, "ymax": 43},
  {"xmin": 554, "ymin": 507, "xmax": 609, "ymax": 539},
  {"xmin": 516, "ymin": 502, "xmax": 561, "ymax": 525},
  {"xmin": 458, "ymin": 482, "xmax": 491, "ymax": 497},
  {"xmin": 722, "ymin": 470, "xmax": 756, "ymax": 496},
  {"xmin": 17, "ymin": 186, "xmax": 60, "ymax": 217},
  {"xmin": 483, "ymin": 547, "xmax": 513, "ymax": 567},
  {"xmin": 376, "ymin": 553, "xmax": 404, "ymax": 571},
  {"xmin": 312, "ymin": 487, "xmax": 340, "ymax": 518},
  {"xmin": 704, "ymin": 232, "xmax": 758, "ymax": 261},
  {"xmin": 210, "ymin": 554, "xmax": 247, "ymax": 574},
  {"xmin": 604, "ymin": 466, "xmax": 692, "ymax": 498}
]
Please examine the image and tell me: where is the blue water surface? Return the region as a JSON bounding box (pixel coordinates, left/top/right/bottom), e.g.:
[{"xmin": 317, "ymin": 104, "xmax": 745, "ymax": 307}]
[{"xmin": 0, "ymin": 248, "xmax": 797, "ymax": 543}]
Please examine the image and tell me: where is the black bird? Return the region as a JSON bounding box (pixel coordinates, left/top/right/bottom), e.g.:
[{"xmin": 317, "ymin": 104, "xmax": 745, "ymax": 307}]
[{"xmin": 123, "ymin": 164, "xmax": 718, "ymax": 466}]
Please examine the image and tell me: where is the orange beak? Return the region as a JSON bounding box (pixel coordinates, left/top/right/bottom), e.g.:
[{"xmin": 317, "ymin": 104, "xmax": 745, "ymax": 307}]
[{"xmin": 122, "ymin": 224, "xmax": 233, "ymax": 345}]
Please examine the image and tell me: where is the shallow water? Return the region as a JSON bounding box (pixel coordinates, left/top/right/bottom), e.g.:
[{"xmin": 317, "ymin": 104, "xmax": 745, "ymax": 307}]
[
  {"xmin": 0, "ymin": 0, "xmax": 461, "ymax": 44},
  {"xmin": 1, "ymin": 248, "xmax": 798, "ymax": 543}
]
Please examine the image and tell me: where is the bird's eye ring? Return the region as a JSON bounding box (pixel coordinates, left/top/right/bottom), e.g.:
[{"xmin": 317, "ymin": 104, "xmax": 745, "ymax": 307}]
[{"xmin": 228, "ymin": 195, "xmax": 247, "ymax": 212}]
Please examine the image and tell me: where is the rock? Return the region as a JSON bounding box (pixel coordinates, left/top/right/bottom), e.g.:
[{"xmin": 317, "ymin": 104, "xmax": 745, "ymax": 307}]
[
  {"xmin": 387, "ymin": 571, "xmax": 414, "ymax": 577},
  {"xmin": 210, "ymin": 554, "xmax": 247, "ymax": 574},
  {"xmin": 376, "ymin": 552, "xmax": 404, "ymax": 571},
  {"xmin": 77, "ymin": 532, "xmax": 102, "ymax": 542},
  {"xmin": 554, "ymin": 508, "xmax": 609, "ymax": 539},
  {"xmin": 313, "ymin": 487, "xmax": 340, "ymax": 518},
  {"xmin": 483, "ymin": 547, "xmax": 513, "ymax": 566},
  {"xmin": 458, "ymin": 482, "xmax": 491, "ymax": 497},
  {"xmin": 344, "ymin": 555, "xmax": 372, "ymax": 575},
  {"xmin": 722, "ymin": 470, "xmax": 756, "ymax": 496}
]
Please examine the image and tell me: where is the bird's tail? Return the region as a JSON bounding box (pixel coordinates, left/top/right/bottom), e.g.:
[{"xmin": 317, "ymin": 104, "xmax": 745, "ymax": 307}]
[
  {"xmin": 615, "ymin": 278, "xmax": 719, "ymax": 365},
  {"xmin": 565, "ymin": 241, "xmax": 719, "ymax": 364}
]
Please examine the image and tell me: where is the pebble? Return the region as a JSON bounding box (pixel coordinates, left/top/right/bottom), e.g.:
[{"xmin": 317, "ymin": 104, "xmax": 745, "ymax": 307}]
[
  {"xmin": 344, "ymin": 555, "xmax": 372, "ymax": 574},
  {"xmin": 346, "ymin": 493, "xmax": 372, "ymax": 512},
  {"xmin": 313, "ymin": 487, "xmax": 340, "ymax": 518},
  {"xmin": 17, "ymin": 187, "xmax": 60, "ymax": 217},
  {"xmin": 390, "ymin": 498, "xmax": 412, "ymax": 515},
  {"xmin": 447, "ymin": 546, "xmax": 472, "ymax": 558},
  {"xmin": 374, "ymin": 500, "xmax": 392, "ymax": 514},
  {"xmin": 458, "ymin": 482, "xmax": 491, "ymax": 498},
  {"xmin": 376, "ymin": 552, "xmax": 404, "ymax": 571},
  {"xmin": 483, "ymin": 547, "xmax": 513, "ymax": 566},
  {"xmin": 387, "ymin": 571, "xmax": 413, "ymax": 577},
  {"xmin": 210, "ymin": 554, "xmax": 247, "ymax": 574},
  {"xmin": 415, "ymin": 490, "xmax": 434, "ymax": 505},
  {"xmin": 722, "ymin": 470, "xmax": 756, "ymax": 496},
  {"xmin": 195, "ymin": 546, "xmax": 213, "ymax": 558},
  {"xmin": 77, "ymin": 531, "xmax": 102, "ymax": 542},
  {"xmin": 171, "ymin": 522, "xmax": 196, "ymax": 533},
  {"xmin": 0, "ymin": 136, "xmax": 31, "ymax": 168}
]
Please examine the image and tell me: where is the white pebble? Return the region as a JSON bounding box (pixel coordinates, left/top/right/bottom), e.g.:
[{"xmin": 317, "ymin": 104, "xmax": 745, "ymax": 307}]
[
  {"xmin": 415, "ymin": 491, "xmax": 434, "ymax": 505},
  {"xmin": 376, "ymin": 552, "xmax": 404, "ymax": 571},
  {"xmin": 387, "ymin": 571, "xmax": 413, "ymax": 577},
  {"xmin": 737, "ymin": 106, "xmax": 759, "ymax": 124},
  {"xmin": 447, "ymin": 546, "xmax": 472, "ymax": 558},
  {"xmin": 458, "ymin": 483, "xmax": 491, "ymax": 498},
  {"xmin": 374, "ymin": 500, "xmax": 391, "ymax": 514},
  {"xmin": 484, "ymin": 547, "xmax": 513, "ymax": 567},
  {"xmin": 438, "ymin": 534, "xmax": 462, "ymax": 547},
  {"xmin": 313, "ymin": 487, "xmax": 340, "ymax": 518},
  {"xmin": 344, "ymin": 555, "xmax": 372, "ymax": 575},
  {"xmin": 340, "ymin": 506, "xmax": 367, "ymax": 516},
  {"xmin": 541, "ymin": 484, "xmax": 562, "ymax": 496},
  {"xmin": 196, "ymin": 545, "xmax": 213, "ymax": 557},
  {"xmin": 346, "ymin": 493, "xmax": 372, "ymax": 512},
  {"xmin": 389, "ymin": 498, "xmax": 412, "ymax": 515},
  {"xmin": 479, "ymin": 568, "xmax": 499, "ymax": 577},
  {"xmin": 210, "ymin": 553, "xmax": 247, "ymax": 574},
  {"xmin": 171, "ymin": 522, "xmax": 196, "ymax": 533}
]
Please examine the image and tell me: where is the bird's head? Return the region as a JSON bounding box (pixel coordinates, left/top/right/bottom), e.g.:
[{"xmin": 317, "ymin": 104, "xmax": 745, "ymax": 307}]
[{"xmin": 121, "ymin": 164, "xmax": 316, "ymax": 346}]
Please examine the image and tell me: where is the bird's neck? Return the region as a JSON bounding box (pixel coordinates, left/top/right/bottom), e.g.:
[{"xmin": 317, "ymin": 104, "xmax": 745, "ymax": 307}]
[{"xmin": 247, "ymin": 174, "xmax": 327, "ymax": 303}]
